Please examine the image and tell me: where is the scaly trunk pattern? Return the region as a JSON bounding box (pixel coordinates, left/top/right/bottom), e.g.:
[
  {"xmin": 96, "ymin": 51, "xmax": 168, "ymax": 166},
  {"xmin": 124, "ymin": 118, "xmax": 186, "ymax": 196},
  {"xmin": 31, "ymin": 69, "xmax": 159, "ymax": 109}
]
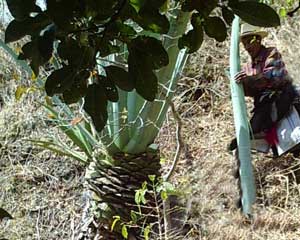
[{"xmin": 79, "ymin": 146, "xmax": 161, "ymax": 239}]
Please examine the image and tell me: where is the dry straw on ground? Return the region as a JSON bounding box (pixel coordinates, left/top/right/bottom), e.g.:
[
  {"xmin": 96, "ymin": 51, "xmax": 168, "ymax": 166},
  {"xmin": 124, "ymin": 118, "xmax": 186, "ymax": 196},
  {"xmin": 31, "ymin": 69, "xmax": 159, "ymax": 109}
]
[
  {"xmin": 1, "ymin": 13, "xmax": 300, "ymax": 240},
  {"xmin": 158, "ymin": 15, "xmax": 300, "ymax": 240},
  {"xmin": 0, "ymin": 45, "xmax": 85, "ymax": 239}
]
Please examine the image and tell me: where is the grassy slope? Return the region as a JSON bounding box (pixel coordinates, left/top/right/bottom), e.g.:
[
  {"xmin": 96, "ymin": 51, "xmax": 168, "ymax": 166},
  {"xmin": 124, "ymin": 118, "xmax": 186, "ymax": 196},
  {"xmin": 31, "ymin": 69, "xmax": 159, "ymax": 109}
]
[
  {"xmin": 158, "ymin": 16, "xmax": 300, "ymax": 239},
  {"xmin": 1, "ymin": 14, "xmax": 300, "ymax": 240},
  {"xmin": 0, "ymin": 44, "xmax": 85, "ymax": 239}
]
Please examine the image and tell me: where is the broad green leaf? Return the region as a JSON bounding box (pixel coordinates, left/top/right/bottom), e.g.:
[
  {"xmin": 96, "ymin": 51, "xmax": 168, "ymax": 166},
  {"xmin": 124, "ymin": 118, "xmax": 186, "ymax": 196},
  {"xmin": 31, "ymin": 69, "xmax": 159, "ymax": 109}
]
[
  {"xmin": 58, "ymin": 39, "xmax": 81, "ymax": 64},
  {"xmin": 45, "ymin": 66, "xmax": 76, "ymax": 96},
  {"xmin": 83, "ymin": 83, "xmax": 108, "ymax": 132},
  {"xmin": 182, "ymin": 0, "xmax": 217, "ymax": 16},
  {"xmin": 18, "ymin": 35, "xmax": 53, "ymax": 76},
  {"xmin": 229, "ymin": 1, "xmax": 280, "ymax": 27},
  {"xmin": 130, "ymin": 36, "xmax": 169, "ymax": 70},
  {"xmin": 204, "ymin": 17, "xmax": 227, "ymax": 42},
  {"xmin": 191, "ymin": 13, "xmax": 202, "ymax": 28},
  {"xmin": 0, "ymin": 208, "xmax": 13, "ymax": 220},
  {"xmin": 46, "ymin": 0, "xmax": 77, "ymax": 31},
  {"xmin": 38, "ymin": 24, "xmax": 56, "ymax": 61},
  {"xmin": 18, "ymin": 41, "xmax": 41, "ymax": 75},
  {"xmin": 100, "ymin": 76, "xmax": 119, "ymax": 102},
  {"xmin": 128, "ymin": 53, "xmax": 158, "ymax": 101},
  {"xmin": 127, "ymin": 36, "xmax": 168, "ymax": 101},
  {"xmin": 89, "ymin": 0, "xmax": 119, "ymax": 22},
  {"xmin": 6, "ymin": 0, "xmax": 41, "ymax": 21},
  {"xmin": 105, "ymin": 66, "xmax": 134, "ymax": 91},
  {"xmin": 5, "ymin": 14, "xmax": 51, "ymax": 43},
  {"xmin": 111, "ymin": 215, "xmax": 120, "ymax": 231},
  {"xmin": 106, "ymin": 21, "xmax": 137, "ymax": 42},
  {"xmin": 135, "ymin": 8, "xmax": 170, "ymax": 34},
  {"xmin": 178, "ymin": 27, "xmax": 203, "ymax": 53},
  {"xmin": 58, "ymin": 39, "xmax": 95, "ymax": 68},
  {"xmin": 119, "ymin": 1, "xmax": 139, "ymax": 21},
  {"xmin": 5, "ymin": 20, "xmax": 29, "ymax": 43},
  {"xmin": 222, "ymin": 7, "xmax": 235, "ymax": 25},
  {"xmin": 62, "ymin": 70, "xmax": 89, "ymax": 104},
  {"xmin": 121, "ymin": 225, "xmax": 128, "ymax": 239}
]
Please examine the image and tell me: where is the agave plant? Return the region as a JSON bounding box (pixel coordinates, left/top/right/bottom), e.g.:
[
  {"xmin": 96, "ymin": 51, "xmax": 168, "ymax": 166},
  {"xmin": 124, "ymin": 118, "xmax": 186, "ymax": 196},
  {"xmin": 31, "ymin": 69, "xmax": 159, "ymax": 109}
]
[
  {"xmin": 78, "ymin": 11, "xmax": 192, "ymax": 239},
  {"xmin": 1, "ymin": 0, "xmax": 282, "ymax": 238},
  {"xmin": 0, "ymin": 8, "xmax": 191, "ymax": 239}
]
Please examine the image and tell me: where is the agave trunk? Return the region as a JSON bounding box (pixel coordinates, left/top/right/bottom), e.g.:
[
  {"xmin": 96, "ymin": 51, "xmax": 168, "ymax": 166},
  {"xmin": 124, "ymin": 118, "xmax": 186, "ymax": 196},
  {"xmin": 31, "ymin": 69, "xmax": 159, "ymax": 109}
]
[{"xmin": 79, "ymin": 146, "xmax": 161, "ymax": 239}]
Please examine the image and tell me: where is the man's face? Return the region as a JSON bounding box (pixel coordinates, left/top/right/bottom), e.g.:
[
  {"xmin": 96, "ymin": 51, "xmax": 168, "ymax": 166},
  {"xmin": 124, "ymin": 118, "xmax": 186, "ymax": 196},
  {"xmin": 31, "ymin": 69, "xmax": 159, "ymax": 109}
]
[{"xmin": 241, "ymin": 35, "xmax": 262, "ymax": 58}]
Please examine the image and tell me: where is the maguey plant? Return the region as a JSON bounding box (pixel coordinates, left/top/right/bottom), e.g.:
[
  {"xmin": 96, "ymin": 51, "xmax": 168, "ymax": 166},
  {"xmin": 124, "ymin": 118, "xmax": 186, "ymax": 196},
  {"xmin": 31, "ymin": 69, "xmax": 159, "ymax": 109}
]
[{"xmin": 1, "ymin": 0, "xmax": 281, "ymax": 238}]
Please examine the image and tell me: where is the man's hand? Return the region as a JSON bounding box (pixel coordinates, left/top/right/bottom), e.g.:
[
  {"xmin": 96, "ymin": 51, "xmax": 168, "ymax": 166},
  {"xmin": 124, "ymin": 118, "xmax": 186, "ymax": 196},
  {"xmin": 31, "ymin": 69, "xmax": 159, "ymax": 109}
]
[
  {"xmin": 234, "ymin": 70, "xmax": 247, "ymax": 83},
  {"xmin": 234, "ymin": 71, "xmax": 263, "ymax": 84}
]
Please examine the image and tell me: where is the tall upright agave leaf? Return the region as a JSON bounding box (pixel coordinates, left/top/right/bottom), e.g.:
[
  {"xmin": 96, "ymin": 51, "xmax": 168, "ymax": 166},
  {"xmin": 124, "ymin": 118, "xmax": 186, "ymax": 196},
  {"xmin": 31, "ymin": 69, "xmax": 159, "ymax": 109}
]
[
  {"xmin": 101, "ymin": 14, "xmax": 191, "ymax": 154},
  {"xmin": 229, "ymin": 16, "xmax": 256, "ymax": 216},
  {"xmin": 0, "ymin": 24, "xmax": 191, "ymax": 237}
]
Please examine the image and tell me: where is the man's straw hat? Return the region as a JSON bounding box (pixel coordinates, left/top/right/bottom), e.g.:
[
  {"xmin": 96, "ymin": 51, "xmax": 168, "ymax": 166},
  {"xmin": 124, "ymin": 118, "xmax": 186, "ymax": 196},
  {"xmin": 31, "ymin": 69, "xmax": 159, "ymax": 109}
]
[{"xmin": 240, "ymin": 23, "xmax": 268, "ymax": 39}]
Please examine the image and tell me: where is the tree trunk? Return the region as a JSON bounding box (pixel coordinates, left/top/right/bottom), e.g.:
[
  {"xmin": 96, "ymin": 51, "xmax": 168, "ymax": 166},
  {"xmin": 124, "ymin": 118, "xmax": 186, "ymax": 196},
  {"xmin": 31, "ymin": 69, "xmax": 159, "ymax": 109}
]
[{"xmin": 78, "ymin": 146, "xmax": 161, "ymax": 240}]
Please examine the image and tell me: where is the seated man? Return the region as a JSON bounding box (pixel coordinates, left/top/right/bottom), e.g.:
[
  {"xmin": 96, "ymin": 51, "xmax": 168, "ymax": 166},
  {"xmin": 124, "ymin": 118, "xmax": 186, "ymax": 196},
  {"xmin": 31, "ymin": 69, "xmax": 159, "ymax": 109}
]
[{"xmin": 229, "ymin": 23, "xmax": 299, "ymax": 156}]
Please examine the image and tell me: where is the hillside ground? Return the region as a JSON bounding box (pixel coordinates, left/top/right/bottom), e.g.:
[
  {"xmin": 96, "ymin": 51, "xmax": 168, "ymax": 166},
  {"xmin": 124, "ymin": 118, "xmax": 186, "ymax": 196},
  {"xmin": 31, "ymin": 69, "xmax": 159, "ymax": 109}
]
[
  {"xmin": 159, "ymin": 15, "xmax": 300, "ymax": 240},
  {"xmin": 1, "ymin": 14, "xmax": 300, "ymax": 240}
]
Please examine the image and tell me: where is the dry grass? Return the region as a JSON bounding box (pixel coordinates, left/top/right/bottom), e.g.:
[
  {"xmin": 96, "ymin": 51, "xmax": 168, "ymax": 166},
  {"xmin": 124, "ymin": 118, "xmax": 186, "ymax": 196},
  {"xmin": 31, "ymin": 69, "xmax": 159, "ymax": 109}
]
[
  {"xmin": 1, "ymin": 11, "xmax": 300, "ymax": 240},
  {"xmin": 158, "ymin": 15, "xmax": 300, "ymax": 240},
  {"xmin": 0, "ymin": 47, "xmax": 85, "ymax": 239}
]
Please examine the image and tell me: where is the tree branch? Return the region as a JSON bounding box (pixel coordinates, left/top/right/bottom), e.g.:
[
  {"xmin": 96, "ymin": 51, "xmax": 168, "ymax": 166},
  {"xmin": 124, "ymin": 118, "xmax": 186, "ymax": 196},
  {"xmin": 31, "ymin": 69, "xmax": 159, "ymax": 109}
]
[{"xmin": 164, "ymin": 99, "xmax": 184, "ymax": 181}]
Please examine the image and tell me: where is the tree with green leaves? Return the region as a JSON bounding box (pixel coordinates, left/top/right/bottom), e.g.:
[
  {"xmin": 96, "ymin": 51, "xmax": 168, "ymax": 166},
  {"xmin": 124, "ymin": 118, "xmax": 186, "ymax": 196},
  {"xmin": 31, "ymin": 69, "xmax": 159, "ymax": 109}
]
[{"xmin": 2, "ymin": 0, "xmax": 280, "ymax": 238}]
